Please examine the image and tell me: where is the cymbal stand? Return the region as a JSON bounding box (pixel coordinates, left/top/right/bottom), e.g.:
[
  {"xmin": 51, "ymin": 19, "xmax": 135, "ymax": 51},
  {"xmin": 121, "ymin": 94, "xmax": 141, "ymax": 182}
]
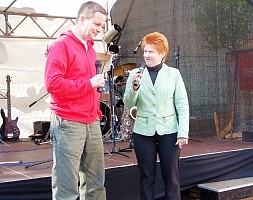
[
  {"xmin": 106, "ymin": 54, "xmax": 131, "ymax": 158},
  {"xmin": 25, "ymin": 132, "xmax": 52, "ymax": 168},
  {"xmin": 34, "ymin": 130, "xmax": 52, "ymax": 145},
  {"xmin": 0, "ymin": 134, "xmax": 22, "ymax": 166},
  {"xmin": 175, "ymin": 46, "xmax": 180, "ymax": 70},
  {"xmin": 0, "ymin": 138, "xmax": 10, "ymax": 147},
  {"xmin": 24, "ymin": 131, "xmax": 53, "ymax": 168},
  {"xmin": 120, "ymin": 65, "xmax": 129, "ymax": 74}
]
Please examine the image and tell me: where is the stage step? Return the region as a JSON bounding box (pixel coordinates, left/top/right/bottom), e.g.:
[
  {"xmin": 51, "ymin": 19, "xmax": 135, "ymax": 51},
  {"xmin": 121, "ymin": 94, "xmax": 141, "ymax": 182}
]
[{"xmin": 197, "ymin": 177, "xmax": 253, "ymax": 200}]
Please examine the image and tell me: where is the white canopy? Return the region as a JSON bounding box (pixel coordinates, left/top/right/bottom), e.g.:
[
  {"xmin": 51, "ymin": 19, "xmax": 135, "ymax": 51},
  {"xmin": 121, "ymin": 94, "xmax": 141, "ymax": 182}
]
[{"xmin": 0, "ymin": 0, "xmax": 116, "ymax": 138}]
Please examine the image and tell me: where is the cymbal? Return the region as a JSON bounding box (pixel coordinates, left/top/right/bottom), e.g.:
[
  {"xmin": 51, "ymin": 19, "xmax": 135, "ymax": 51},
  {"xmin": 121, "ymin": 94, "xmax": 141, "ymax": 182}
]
[{"xmin": 114, "ymin": 63, "xmax": 137, "ymax": 76}]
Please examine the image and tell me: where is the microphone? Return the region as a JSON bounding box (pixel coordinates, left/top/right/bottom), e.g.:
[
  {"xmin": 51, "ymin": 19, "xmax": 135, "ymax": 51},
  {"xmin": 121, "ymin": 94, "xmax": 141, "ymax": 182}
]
[
  {"xmin": 28, "ymin": 93, "xmax": 49, "ymax": 108},
  {"xmin": 29, "ymin": 101, "xmax": 37, "ymax": 108},
  {"xmin": 95, "ymin": 59, "xmax": 102, "ymax": 74},
  {"xmin": 95, "ymin": 60, "xmax": 103, "ymax": 93},
  {"xmin": 133, "ymin": 61, "xmax": 146, "ymax": 87},
  {"xmin": 133, "ymin": 41, "xmax": 142, "ymax": 54}
]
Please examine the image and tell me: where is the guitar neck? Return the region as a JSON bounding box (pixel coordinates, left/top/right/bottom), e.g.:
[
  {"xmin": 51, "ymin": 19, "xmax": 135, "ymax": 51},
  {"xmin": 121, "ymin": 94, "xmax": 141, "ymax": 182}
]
[{"xmin": 6, "ymin": 75, "xmax": 12, "ymax": 122}]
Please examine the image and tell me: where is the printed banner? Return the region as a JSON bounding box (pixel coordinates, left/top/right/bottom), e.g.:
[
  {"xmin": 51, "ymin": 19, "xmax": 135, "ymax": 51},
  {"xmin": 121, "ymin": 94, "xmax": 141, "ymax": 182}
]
[{"xmin": 238, "ymin": 54, "xmax": 253, "ymax": 90}]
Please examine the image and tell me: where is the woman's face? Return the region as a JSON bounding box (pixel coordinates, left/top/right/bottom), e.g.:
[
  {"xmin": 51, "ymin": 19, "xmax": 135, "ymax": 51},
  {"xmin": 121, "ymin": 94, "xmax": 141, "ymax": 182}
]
[{"xmin": 143, "ymin": 44, "xmax": 165, "ymax": 67}]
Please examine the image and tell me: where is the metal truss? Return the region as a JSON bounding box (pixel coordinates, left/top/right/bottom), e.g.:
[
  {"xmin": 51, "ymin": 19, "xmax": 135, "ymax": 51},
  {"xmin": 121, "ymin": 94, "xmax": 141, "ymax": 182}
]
[{"xmin": 0, "ymin": 11, "xmax": 76, "ymax": 40}]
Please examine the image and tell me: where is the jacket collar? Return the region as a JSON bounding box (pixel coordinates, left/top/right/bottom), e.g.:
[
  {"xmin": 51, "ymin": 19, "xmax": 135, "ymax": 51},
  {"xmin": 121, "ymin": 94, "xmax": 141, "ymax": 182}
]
[
  {"xmin": 142, "ymin": 63, "xmax": 172, "ymax": 91},
  {"xmin": 60, "ymin": 30, "xmax": 94, "ymax": 51}
]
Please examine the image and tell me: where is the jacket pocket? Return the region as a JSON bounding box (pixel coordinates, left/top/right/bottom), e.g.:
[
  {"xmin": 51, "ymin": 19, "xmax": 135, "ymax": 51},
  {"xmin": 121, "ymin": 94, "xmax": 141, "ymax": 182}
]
[
  {"xmin": 136, "ymin": 115, "xmax": 148, "ymax": 124},
  {"xmin": 162, "ymin": 114, "xmax": 176, "ymax": 125}
]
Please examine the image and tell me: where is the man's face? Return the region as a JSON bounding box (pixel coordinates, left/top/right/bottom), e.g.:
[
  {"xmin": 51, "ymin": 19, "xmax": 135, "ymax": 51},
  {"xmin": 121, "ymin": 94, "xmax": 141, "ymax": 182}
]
[{"xmin": 79, "ymin": 12, "xmax": 106, "ymax": 40}]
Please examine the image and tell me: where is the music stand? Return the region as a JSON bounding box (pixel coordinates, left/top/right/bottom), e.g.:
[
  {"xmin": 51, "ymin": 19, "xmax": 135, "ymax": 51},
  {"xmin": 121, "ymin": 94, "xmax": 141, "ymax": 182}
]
[{"xmin": 106, "ymin": 53, "xmax": 131, "ymax": 158}]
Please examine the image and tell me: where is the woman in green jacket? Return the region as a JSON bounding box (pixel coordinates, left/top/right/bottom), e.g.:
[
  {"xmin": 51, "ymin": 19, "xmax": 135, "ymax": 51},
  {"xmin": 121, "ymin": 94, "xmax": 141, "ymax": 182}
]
[{"xmin": 123, "ymin": 32, "xmax": 189, "ymax": 200}]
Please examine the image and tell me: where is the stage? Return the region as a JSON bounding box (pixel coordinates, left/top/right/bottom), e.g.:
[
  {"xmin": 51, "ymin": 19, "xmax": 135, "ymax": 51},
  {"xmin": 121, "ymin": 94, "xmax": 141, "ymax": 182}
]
[{"xmin": 0, "ymin": 136, "xmax": 253, "ymax": 200}]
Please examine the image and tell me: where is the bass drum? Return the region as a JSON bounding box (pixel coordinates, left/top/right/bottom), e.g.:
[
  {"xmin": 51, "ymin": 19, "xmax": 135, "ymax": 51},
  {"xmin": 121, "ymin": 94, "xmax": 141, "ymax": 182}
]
[{"xmin": 100, "ymin": 101, "xmax": 111, "ymax": 139}]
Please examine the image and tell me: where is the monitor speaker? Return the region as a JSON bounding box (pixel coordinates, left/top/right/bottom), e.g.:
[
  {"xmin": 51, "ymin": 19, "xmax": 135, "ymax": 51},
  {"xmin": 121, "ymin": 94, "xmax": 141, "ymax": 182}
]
[{"xmin": 33, "ymin": 121, "xmax": 50, "ymax": 136}]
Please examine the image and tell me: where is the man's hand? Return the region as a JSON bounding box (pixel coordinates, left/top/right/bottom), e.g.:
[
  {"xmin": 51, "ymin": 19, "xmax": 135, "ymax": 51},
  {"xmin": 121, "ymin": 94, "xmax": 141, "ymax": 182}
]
[{"xmin": 90, "ymin": 74, "xmax": 105, "ymax": 88}]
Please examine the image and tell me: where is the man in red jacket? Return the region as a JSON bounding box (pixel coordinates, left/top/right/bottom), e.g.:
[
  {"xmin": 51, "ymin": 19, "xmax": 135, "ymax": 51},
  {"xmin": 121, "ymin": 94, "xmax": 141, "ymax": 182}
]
[{"xmin": 44, "ymin": 2, "xmax": 107, "ymax": 200}]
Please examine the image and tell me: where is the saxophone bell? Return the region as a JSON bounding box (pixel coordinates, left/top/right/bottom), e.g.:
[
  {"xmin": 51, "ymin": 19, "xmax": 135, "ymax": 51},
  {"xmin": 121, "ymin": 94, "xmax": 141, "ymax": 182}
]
[{"xmin": 130, "ymin": 106, "xmax": 137, "ymax": 120}]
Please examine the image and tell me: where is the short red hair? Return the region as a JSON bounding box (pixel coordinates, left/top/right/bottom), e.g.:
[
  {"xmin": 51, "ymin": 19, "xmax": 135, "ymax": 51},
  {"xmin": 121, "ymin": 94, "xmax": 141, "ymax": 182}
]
[{"xmin": 141, "ymin": 32, "xmax": 169, "ymax": 62}]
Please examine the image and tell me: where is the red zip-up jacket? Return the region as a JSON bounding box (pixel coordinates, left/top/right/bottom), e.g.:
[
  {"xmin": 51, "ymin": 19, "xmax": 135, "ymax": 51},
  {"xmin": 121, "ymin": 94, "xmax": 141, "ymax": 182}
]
[{"xmin": 44, "ymin": 30, "xmax": 102, "ymax": 124}]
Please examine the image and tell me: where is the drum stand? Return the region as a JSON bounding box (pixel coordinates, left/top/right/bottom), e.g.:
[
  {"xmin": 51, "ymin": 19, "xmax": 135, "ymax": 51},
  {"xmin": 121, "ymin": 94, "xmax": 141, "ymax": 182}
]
[{"xmin": 105, "ymin": 55, "xmax": 131, "ymax": 158}]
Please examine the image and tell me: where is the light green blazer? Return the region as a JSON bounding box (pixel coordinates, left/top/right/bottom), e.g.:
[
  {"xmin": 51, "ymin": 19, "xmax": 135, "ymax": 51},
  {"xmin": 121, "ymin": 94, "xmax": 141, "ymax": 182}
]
[{"xmin": 123, "ymin": 63, "xmax": 189, "ymax": 138}]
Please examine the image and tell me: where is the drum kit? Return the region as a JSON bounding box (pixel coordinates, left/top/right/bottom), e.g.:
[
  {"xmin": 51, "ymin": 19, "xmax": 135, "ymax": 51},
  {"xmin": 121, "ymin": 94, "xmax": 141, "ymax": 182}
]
[{"xmin": 99, "ymin": 63, "xmax": 137, "ymax": 141}]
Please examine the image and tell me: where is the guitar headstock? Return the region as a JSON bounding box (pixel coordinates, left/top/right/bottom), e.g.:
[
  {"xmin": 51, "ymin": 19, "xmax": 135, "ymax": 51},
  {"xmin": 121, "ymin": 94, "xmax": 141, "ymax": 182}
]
[{"xmin": 6, "ymin": 75, "xmax": 11, "ymax": 83}]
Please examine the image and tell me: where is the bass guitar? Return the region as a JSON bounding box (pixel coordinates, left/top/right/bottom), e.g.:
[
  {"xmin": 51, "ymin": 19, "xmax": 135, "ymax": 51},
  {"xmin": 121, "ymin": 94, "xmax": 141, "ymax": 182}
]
[{"xmin": 0, "ymin": 75, "xmax": 20, "ymax": 141}]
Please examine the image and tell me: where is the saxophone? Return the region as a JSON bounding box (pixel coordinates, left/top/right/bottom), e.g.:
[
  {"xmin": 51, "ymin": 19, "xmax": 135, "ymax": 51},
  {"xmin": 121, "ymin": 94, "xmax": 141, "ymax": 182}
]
[{"xmin": 119, "ymin": 106, "xmax": 137, "ymax": 141}]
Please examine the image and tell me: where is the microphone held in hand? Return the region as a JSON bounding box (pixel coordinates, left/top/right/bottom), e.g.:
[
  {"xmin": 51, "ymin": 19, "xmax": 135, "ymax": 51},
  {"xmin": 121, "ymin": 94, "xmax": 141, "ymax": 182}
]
[
  {"xmin": 95, "ymin": 60, "xmax": 103, "ymax": 93},
  {"xmin": 133, "ymin": 62, "xmax": 145, "ymax": 87},
  {"xmin": 95, "ymin": 60, "xmax": 102, "ymax": 74},
  {"xmin": 133, "ymin": 78, "xmax": 140, "ymax": 87}
]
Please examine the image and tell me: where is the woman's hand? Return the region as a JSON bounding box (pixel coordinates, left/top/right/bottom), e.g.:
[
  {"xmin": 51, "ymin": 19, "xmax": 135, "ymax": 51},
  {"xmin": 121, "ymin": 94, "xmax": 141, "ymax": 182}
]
[
  {"xmin": 175, "ymin": 137, "xmax": 188, "ymax": 149},
  {"xmin": 132, "ymin": 72, "xmax": 143, "ymax": 91}
]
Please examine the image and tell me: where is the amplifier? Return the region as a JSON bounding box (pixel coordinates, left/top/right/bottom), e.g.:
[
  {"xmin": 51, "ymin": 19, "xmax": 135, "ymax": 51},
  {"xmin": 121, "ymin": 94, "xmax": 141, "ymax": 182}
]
[{"xmin": 33, "ymin": 121, "xmax": 50, "ymax": 136}]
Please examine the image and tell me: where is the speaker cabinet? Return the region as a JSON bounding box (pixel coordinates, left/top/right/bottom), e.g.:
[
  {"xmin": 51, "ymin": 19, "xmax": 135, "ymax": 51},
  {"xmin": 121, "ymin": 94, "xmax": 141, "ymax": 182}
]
[{"xmin": 33, "ymin": 121, "xmax": 50, "ymax": 136}]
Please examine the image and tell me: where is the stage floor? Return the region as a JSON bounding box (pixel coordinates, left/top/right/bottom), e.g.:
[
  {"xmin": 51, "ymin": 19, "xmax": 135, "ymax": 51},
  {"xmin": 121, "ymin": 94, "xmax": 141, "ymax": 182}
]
[{"xmin": 1, "ymin": 136, "xmax": 253, "ymax": 184}]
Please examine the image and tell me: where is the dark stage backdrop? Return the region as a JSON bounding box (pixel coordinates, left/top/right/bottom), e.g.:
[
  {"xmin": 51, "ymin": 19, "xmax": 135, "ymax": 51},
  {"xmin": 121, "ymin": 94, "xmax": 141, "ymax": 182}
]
[
  {"xmin": 0, "ymin": 148, "xmax": 253, "ymax": 200},
  {"xmin": 110, "ymin": 0, "xmax": 253, "ymax": 136}
]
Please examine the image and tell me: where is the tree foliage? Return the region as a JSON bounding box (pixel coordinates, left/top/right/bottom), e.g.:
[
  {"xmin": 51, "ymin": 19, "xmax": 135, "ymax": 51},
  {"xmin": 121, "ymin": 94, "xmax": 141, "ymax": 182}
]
[{"xmin": 193, "ymin": 0, "xmax": 253, "ymax": 51}]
